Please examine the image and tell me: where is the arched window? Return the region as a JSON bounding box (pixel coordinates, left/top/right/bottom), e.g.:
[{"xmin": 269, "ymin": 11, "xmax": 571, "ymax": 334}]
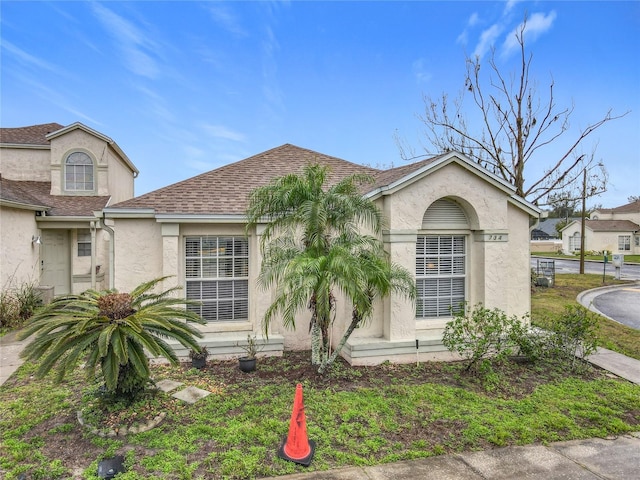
[
  {"xmin": 65, "ymin": 152, "xmax": 94, "ymax": 191},
  {"xmin": 416, "ymin": 199, "xmax": 469, "ymax": 319}
]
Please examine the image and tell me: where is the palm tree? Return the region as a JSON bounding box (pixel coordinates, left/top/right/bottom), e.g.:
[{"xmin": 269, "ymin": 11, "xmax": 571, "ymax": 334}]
[
  {"xmin": 247, "ymin": 164, "xmax": 415, "ymax": 372},
  {"xmin": 18, "ymin": 277, "xmax": 205, "ymax": 399}
]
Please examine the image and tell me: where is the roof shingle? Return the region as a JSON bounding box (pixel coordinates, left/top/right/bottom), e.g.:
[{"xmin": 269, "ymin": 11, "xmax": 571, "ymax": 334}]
[
  {"xmin": 585, "ymin": 219, "xmax": 640, "ymax": 232},
  {"xmin": 0, "ymin": 123, "xmax": 64, "ymax": 145},
  {"xmin": 111, "ymin": 144, "xmax": 387, "ymax": 215},
  {"xmin": 0, "ymin": 177, "xmax": 110, "ymax": 216}
]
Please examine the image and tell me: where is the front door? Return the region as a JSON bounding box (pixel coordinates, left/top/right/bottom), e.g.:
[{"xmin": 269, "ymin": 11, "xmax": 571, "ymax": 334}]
[{"xmin": 41, "ymin": 230, "xmax": 71, "ymax": 295}]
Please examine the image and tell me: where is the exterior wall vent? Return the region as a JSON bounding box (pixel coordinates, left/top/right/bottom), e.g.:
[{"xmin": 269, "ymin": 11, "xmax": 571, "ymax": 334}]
[{"xmin": 422, "ymin": 198, "xmax": 468, "ymax": 229}]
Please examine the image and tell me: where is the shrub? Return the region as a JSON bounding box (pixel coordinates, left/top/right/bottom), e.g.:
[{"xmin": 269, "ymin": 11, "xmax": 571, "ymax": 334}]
[
  {"xmin": 442, "ymin": 304, "xmax": 529, "ymax": 372},
  {"xmin": 546, "ymin": 305, "xmax": 599, "ymax": 369},
  {"xmin": 0, "ymin": 281, "xmax": 43, "ymax": 329}
]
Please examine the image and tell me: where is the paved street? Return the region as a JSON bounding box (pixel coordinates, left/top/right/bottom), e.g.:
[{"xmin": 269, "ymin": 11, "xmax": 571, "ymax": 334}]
[{"xmin": 531, "ymin": 257, "xmax": 640, "ymax": 281}]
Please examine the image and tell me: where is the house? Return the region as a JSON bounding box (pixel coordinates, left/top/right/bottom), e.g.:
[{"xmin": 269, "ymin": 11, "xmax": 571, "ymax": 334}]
[
  {"xmin": 104, "ymin": 144, "xmax": 539, "ymax": 365},
  {"xmin": 530, "ymin": 217, "xmax": 579, "ymax": 253},
  {"xmin": 561, "ymin": 199, "xmax": 640, "ymax": 255},
  {"xmin": 0, "ymin": 123, "xmax": 139, "ymax": 297}
]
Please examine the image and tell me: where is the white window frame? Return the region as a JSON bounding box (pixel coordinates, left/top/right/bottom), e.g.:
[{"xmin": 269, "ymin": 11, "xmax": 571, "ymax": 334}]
[
  {"xmin": 64, "ymin": 151, "xmax": 94, "ymax": 192},
  {"xmin": 77, "ymin": 229, "xmax": 91, "ymax": 257},
  {"xmin": 618, "ymin": 235, "xmax": 631, "ymax": 252},
  {"xmin": 185, "ymin": 236, "xmax": 249, "ymax": 322},
  {"xmin": 416, "ymin": 235, "xmax": 466, "ymax": 319}
]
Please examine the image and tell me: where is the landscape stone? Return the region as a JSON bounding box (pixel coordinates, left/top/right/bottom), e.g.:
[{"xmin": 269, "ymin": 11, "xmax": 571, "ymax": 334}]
[{"xmin": 172, "ymin": 386, "xmax": 211, "ymax": 404}]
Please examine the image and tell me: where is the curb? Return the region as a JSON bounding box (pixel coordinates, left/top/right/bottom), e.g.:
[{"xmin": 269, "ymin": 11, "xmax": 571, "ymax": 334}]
[{"xmin": 577, "ymin": 281, "xmax": 640, "ymax": 322}]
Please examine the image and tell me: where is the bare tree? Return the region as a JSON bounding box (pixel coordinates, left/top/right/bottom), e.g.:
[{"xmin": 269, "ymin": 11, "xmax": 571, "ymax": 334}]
[{"xmin": 399, "ymin": 16, "xmax": 627, "ymax": 205}]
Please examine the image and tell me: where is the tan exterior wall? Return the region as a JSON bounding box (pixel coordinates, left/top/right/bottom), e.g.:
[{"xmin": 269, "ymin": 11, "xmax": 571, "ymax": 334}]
[
  {"xmin": 50, "ymin": 129, "xmax": 109, "ymax": 196},
  {"xmin": 0, "ymin": 206, "xmax": 41, "ymax": 289},
  {"xmin": 107, "ymin": 146, "xmax": 135, "ymax": 203},
  {"xmin": 530, "ymin": 240, "xmax": 562, "ymax": 253},
  {"xmin": 112, "ymin": 218, "xmax": 164, "ymax": 292},
  {"xmin": 0, "ymin": 147, "xmax": 51, "ymax": 181},
  {"xmin": 48, "ymin": 128, "xmax": 134, "ymax": 200}
]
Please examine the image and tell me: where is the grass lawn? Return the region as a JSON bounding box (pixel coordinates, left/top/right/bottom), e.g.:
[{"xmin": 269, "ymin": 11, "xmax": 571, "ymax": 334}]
[
  {"xmin": 531, "ymin": 274, "xmax": 640, "ymax": 360},
  {"xmin": 1, "ymin": 274, "xmax": 639, "ymax": 479}
]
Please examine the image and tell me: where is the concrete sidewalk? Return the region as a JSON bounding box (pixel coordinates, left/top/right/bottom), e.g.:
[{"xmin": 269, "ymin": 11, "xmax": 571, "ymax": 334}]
[
  {"xmin": 272, "ymin": 433, "xmax": 640, "ymax": 480},
  {"xmin": 0, "ymin": 329, "xmax": 28, "ymax": 385}
]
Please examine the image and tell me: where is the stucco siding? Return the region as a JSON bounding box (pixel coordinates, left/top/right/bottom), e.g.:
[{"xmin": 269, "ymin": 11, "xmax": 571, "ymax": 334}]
[
  {"xmin": 107, "ymin": 147, "xmax": 135, "ymax": 203},
  {"xmin": 0, "ymin": 205, "xmax": 41, "ymax": 289},
  {"xmin": 113, "ymin": 219, "xmax": 163, "ymax": 292},
  {"xmin": 0, "ymin": 147, "xmax": 51, "ymax": 182},
  {"xmin": 506, "ymin": 202, "xmax": 532, "ymax": 319},
  {"xmin": 49, "ymin": 129, "xmax": 109, "ymax": 196}
]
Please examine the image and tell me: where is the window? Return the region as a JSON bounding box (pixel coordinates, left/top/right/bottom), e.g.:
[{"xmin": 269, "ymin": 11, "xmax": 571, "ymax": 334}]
[
  {"xmin": 77, "ymin": 230, "xmax": 91, "ymax": 257},
  {"xmin": 416, "ymin": 235, "xmax": 466, "ymax": 318},
  {"xmin": 635, "ymin": 235, "xmax": 640, "ymax": 247},
  {"xmin": 618, "ymin": 235, "xmax": 631, "ymax": 252},
  {"xmin": 65, "ymin": 152, "xmax": 94, "ymax": 191},
  {"xmin": 185, "ymin": 236, "xmax": 249, "ymax": 322}
]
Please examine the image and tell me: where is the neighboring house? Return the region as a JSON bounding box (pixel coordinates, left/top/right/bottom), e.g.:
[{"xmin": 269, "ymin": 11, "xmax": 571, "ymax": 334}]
[
  {"xmin": 561, "ymin": 200, "xmax": 640, "ymax": 255},
  {"xmin": 0, "ymin": 122, "xmax": 139, "ymax": 296},
  {"xmin": 531, "ymin": 217, "xmax": 578, "ymax": 240},
  {"xmin": 104, "ymin": 144, "xmax": 539, "ymax": 365}
]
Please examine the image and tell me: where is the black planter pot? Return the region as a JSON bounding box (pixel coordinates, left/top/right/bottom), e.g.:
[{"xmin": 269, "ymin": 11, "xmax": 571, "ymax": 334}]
[
  {"xmin": 191, "ymin": 357, "xmax": 207, "ymax": 369},
  {"xmin": 238, "ymin": 357, "xmax": 256, "ymax": 373}
]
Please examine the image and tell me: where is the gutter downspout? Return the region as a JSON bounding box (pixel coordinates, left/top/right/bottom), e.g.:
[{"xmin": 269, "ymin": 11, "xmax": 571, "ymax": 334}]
[
  {"xmin": 100, "ymin": 215, "xmax": 116, "ymax": 290},
  {"xmin": 90, "ymin": 221, "xmax": 97, "ymax": 289}
]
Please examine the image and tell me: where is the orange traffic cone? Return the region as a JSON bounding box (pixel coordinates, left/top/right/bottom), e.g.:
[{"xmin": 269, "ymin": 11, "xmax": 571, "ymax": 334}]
[{"xmin": 277, "ymin": 383, "xmax": 316, "ymax": 466}]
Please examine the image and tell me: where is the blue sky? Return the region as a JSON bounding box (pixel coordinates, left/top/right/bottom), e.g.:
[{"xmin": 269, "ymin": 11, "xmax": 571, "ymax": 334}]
[{"xmin": 2, "ymin": 1, "xmax": 639, "ymax": 208}]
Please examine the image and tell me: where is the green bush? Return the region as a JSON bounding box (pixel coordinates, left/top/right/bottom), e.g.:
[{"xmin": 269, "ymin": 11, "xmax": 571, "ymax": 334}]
[
  {"xmin": 0, "ymin": 281, "xmax": 43, "ymax": 329},
  {"xmin": 442, "ymin": 304, "xmax": 529, "ymax": 372},
  {"xmin": 547, "ymin": 305, "xmax": 599, "ymax": 369}
]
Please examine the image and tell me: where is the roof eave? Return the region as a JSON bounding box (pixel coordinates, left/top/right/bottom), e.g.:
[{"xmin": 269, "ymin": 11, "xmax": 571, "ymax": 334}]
[
  {"xmin": 102, "ymin": 208, "xmax": 156, "ymax": 219},
  {"xmin": 0, "ymin": 199, "xmax": 50, "ymax": 211},
  {"xmin": 0, "ymin": 143, "xmax": 50, "ymax": 150},
  {"xmin": 155, "ymin": 214, "xmax": 247, "ymax": 223}
]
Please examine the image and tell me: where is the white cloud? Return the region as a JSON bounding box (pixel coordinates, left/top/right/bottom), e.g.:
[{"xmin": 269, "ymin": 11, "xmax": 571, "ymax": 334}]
[
  {"xmin": 468, "ymin": 12, "xmax": 480, "ymax": 27},
  {"xmin": 202, "ymin": 124, "xmax": 246, "ymax": 142},
  {"xmin": 1, "ymin": 40, "xmax": 68, "ymax": 76},
  {"xmin": 412, "ymin": 58, "xmax": 433, "ymax": 84},
  {"xmin": 206, "ymin": 4, "xmax": 248, "ymax": 37},
  {"xmin": 502, "ymin": 11, "xmax": 557, "ymax": 56},
  {"xmin": 503, "ymin": 0, "xmax": 521, "ymax": 15},
  {"xmin": 91, "ymin": 3, "xmax": 161, "ymax": 79},
  {"xmin": 473, "ymin": 23, "xmax": 503, "ymax": 59}
]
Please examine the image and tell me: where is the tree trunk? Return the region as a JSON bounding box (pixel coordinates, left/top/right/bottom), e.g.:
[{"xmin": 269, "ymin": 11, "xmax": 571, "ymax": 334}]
[{"xmin": 317, "ymin": 310, "xmax": 361, "ymax": 374}]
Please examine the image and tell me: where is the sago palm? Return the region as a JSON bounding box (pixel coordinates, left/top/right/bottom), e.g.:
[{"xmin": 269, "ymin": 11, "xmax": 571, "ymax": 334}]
[{"xmin": 18, "ymin": 277, "xmax": 205, "ymax": 398}]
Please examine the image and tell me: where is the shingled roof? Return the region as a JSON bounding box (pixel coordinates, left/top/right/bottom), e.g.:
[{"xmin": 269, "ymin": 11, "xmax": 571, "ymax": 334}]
[
  {"xmin": 585, "ymin": 219, "xmax": 640, "ymax": 232},
  {"xmin": 0, "ymin": 177, "xmax": 110, "ymax": 216},
  {"xmin": 0, "ymin": 123, "xmax": 64, "ymax": 145},
  {"xmin": 596, "ymin": 199, "xmax": 640, "ymax": 215},
  {"xmin": 110, "ymin": 144, "xmax": 385, "ymax": 215}
]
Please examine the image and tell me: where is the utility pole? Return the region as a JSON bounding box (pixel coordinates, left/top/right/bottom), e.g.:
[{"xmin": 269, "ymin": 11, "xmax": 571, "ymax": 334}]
[{"xmin": 579, "ymin": 168, "xmax": 587, "ymax": 274}]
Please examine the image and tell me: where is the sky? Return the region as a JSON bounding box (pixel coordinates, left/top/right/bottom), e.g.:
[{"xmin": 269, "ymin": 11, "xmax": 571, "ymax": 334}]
[{"xmin": 1, "ymin": 0, "xmax": 639, "ymax": 209}]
